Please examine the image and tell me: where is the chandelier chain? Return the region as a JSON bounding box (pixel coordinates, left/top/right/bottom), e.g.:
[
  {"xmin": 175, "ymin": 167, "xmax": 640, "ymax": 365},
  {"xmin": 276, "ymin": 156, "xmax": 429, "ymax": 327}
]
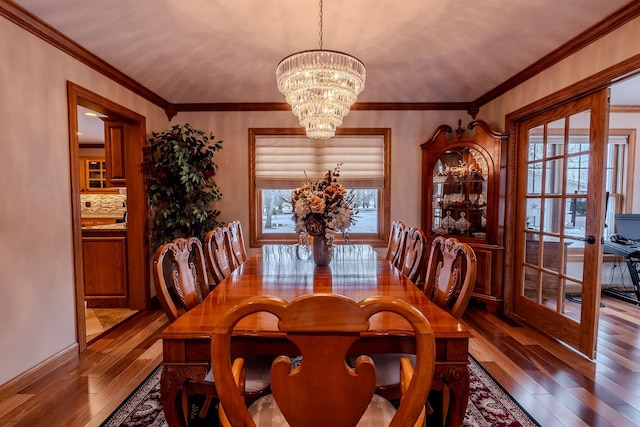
[{"xmin": 318, "ymin": 0, "xmax": 323, "ymax": 50}]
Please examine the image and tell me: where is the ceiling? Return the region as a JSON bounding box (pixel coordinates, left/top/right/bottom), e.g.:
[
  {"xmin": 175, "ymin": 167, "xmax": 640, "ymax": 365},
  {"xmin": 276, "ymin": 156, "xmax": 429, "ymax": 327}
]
[
  {"xmin": 12, "ymin": 1, "xmax": 639, "ymax": 143},
  {"xmin": 13, "ymin": 0, "xmax": 638, "ymax": 105}
]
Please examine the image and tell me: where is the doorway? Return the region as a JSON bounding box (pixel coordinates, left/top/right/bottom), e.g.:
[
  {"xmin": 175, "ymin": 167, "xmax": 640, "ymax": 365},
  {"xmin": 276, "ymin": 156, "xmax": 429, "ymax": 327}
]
[{"xmin": 67, "ymin": 82, "xmax": 150, "ymax": 353}]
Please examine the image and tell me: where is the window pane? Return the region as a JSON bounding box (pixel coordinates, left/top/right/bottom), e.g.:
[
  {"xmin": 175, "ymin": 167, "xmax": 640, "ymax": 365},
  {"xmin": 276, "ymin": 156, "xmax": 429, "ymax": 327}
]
[
  {"xmin": 261, "ymin": 189, "xmax": 378, "ymax": 235},
  {"xmin": 544, "ymin": 158, "xmax": 564, "ymax": 195}
]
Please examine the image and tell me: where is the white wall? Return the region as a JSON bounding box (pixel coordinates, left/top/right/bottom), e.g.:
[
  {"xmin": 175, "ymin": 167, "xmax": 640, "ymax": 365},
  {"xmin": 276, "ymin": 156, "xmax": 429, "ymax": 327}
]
[{"xmin": 0, "ymin": 17, "xmax": 168, "ymax": 385}]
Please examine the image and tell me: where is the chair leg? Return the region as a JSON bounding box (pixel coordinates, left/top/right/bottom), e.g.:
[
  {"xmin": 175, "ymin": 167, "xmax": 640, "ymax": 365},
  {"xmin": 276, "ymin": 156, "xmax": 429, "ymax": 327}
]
[
  {"xmin": 199, "ymin": 396, "xmax": 214, "ymax": 418},
  {"xmin": 181, "ymin": 390, "xmax": 190, "ymax": 423}
]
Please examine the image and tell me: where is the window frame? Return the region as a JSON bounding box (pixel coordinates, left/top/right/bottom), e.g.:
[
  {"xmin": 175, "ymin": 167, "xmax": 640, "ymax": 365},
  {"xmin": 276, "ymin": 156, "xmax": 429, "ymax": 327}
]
[{"xmin": 249, "ymin": 128, "xmax": 391, "ymax": 247}]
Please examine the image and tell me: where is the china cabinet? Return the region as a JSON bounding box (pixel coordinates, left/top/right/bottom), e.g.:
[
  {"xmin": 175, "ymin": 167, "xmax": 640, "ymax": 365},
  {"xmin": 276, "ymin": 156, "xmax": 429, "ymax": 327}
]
[{"xmin": 421, "ymin": 120, "xmax": 508, "ymax": 312}]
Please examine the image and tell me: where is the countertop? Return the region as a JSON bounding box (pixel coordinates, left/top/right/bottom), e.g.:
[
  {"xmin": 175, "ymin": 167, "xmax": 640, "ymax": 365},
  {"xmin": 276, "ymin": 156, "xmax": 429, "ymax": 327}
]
[{"xmin": 81, "ymin": 222, "xmax": 127, "ymax": 236}]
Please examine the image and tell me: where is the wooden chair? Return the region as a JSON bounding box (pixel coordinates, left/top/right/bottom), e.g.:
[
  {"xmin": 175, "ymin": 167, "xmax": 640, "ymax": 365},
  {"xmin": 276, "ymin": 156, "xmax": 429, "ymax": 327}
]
[
  {"xmin": 374, "ymin": 236, "xmax": 477, "ymax": 412},
  {"xmin": 153, "ymin": 237, "xmax": 271, "ymax": 421},
  {"xmin": 153, "ymin": 236, "xmax": 210, "ymax": 322},
  {"xmin": 204, "ymin": 226, "xmax": 235, "ymax": 285},
  {"xmin": 385, "ymin": 220, "xmax": 405, "ymax": 264},
  {"xmin": 396, "ymin": 227, "xmax": 428, "ymax": 286},
  {"xmin": 226, "ymin": 220, "xmax": 248, "ymax": 269},
  {"xmin": 423, "ymin": 236, "xmax": 477, "ymax": 321},
  {"xmin": 212, "ymin": 293, "xmax": 436, "ymax": 427}
]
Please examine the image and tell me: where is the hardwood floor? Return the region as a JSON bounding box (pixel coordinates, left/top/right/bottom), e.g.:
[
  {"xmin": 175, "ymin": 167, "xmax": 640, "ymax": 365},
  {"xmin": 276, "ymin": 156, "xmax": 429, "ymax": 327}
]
[{"xmin": 0, "ymin": 295, "xmax": 639, "ymax": 426}]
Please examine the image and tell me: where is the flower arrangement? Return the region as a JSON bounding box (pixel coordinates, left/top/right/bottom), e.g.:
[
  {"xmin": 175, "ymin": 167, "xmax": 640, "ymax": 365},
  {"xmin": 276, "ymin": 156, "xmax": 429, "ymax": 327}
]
[{"xmin": 290, "ymin": 164, "xmax": 358, "ymax": 246}]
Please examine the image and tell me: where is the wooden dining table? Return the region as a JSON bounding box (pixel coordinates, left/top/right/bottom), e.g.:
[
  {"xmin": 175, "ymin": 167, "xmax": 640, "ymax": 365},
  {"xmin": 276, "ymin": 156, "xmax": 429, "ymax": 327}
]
[{"xmin": 159, "ymin": 244, "xmax": 471, "ymax": 427}]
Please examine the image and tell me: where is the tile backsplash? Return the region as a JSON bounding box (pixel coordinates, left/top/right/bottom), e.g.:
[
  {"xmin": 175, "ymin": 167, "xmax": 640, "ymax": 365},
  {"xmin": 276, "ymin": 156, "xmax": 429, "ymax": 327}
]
[{"xmin": 80, "ymin": 193, "xmax": 127, "ymax": 214}]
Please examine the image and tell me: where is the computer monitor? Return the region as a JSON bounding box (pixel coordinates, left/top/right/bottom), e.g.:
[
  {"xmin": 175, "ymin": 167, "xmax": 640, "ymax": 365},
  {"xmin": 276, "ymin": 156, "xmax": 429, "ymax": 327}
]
[{"xmin": 614, "ymin": 214, "xmax": 640, "ymax": 241}]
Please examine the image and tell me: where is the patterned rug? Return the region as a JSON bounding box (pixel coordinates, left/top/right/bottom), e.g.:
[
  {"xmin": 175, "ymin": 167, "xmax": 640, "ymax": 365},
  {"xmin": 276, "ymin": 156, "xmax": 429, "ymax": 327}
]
[{"xmin": 101, "ymin": 357, "xmax": 539, "ymax": 427}]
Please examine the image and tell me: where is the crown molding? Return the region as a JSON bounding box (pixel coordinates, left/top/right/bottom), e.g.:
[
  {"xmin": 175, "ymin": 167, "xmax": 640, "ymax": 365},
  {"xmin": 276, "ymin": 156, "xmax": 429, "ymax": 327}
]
[
  {"xmin": 0, "ymin": 1, "xmax": 172, "ymax": 115},
  {"xmin": 473, "ymin": 1, "xmax": 640, "ymax": 108}
]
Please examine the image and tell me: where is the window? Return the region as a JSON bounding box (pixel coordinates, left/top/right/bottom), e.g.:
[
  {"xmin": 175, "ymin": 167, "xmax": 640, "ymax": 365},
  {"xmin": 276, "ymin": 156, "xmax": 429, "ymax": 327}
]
[
  {"xmin": 249, "ymin": 128, "xmax": 390, "ymax": 247},
  {"xmin": 605, "ymin": 131, "xmax": 635, "ymax": 238},
  {"xmin": 527, "ymin": 128, "xmax": 634, "ymax": 258}
]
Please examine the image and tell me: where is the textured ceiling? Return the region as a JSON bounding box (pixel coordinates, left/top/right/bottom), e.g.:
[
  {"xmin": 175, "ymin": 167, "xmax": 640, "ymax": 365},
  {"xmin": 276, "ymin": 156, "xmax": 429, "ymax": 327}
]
[{"xmin": 13, "ymin": 0, "xmax": 634, "ymax": 104}]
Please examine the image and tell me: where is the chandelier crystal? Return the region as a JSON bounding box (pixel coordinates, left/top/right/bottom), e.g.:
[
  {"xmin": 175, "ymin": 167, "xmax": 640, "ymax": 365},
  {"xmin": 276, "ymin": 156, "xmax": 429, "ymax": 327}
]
[{"xmin": 276, "ymin": 1, "xmax": 366, "ymax": 139}]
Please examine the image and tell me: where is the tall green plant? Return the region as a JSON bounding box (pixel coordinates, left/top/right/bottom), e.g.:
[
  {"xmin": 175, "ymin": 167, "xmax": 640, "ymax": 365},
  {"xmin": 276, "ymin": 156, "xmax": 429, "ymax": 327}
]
[{"xmin": 145, "ymin": 123, "xmax": 223, "ymax": 251}]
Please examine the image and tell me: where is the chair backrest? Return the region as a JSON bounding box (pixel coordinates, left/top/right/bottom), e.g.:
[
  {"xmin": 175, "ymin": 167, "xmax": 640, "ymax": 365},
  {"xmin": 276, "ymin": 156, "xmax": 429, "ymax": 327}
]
[
  {"xmin": 226, "ymin": 220, "xmax": 248, "ymax": 269},
  {"xmin": 385, "ymin": 220, "xmax": 405, "ymax": 264},
  {"xmin": 396, "ymin": 227, "xmax": 428, "ymax": 285},
  {"xmin": 204, "ymin": 227, "xmax": 234, "ymax": 285},
  {"xmin": 211, "ymin": 294, "xmax": 435, "ymax": 427},
  {"xmin": 423, "ymin": 236, "xmax": 477, "ymax": 320},
  {"xmin": 152, "ymin": 237, "xmax": 210, "ymax": 322}
]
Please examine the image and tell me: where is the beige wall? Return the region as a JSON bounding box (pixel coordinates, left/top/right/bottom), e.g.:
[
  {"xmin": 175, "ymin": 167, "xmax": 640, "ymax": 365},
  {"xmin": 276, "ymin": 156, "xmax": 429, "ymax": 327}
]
[
  {"xmin": 173, "ymin": 109, "xmax": 464, "ymax": 258},
  {"xmin": 0, "ymin": 17, "xmax": 168, "ymax": 385},
  {"xmin": 1, "ymin": 11, "xmax": 639, "ymax": 388}
]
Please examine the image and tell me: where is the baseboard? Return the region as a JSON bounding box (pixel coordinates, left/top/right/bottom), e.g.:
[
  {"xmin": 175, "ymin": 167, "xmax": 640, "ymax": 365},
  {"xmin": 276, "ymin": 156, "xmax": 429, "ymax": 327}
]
[{"xmin": 0, "ymin": 344, "xmax": 78, "ymax": 401}]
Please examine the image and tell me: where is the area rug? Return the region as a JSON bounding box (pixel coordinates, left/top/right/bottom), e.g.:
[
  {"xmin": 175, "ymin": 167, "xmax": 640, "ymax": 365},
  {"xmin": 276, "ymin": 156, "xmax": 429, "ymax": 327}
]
[{"xmin": 101, "ymin": 356, "xmax": 539, "ymax": 427}]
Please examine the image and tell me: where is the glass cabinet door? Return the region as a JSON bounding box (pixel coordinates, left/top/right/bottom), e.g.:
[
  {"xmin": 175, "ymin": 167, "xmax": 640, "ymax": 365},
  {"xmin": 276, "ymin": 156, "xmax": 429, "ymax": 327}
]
[{"xmin": 431, "ymin": 147, "xmax": 489, "ymax": 239}]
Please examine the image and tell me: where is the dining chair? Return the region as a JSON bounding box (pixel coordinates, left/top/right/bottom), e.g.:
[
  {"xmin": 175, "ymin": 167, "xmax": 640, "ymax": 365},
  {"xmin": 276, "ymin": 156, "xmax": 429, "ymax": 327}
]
[
  {"xmin": 226, "ymin": 220, "xmax": 248, "ymax": 269},
  {"xmin": 385, "ymin": 220, "xmax": 405, "ymax": 264},
  {"xmin": 153, "ymin": 236, "xmax": 210, "ymax": 323},
  {"xmin": 374, "ymin": 236, "xmax": 477, "ymax": 410},
  {"xmin": 204, "ymin": 226, "xmax": 235, "ymax": 286},
  {"xmin": 153, "ymin": 236, "xmax": 271, "ymax": 421},
  {"xmin": 396, "ymin": 227, "xmax": 428, "ymax": 287},
  {"xmin": 211, "ymin": 293, "xmax": 435, "ymax": 427},
  {"xmin": 423, "ymin": 236, "xmax": 477, "ymax": 321}
]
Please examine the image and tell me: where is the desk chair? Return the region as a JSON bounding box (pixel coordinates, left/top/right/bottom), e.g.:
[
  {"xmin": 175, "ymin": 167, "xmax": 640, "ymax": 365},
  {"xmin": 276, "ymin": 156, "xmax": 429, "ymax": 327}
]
[
  {"xmin": 153, "ymin": 236, "xmax": 270, "ymax": 421},
  {"xmin": 212, "ymin": 294, "xmax": 435, "ymax": 427}
]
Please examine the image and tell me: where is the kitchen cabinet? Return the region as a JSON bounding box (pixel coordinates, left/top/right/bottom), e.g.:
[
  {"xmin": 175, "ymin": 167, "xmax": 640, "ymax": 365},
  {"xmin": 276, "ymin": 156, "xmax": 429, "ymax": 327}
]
[
  {"xmin": 82, "ymin": 227, "xmax": 128, "ymax": 308},
  {"xmin": 421, "ymin": 119, "xmax": 508, "ymax": 312},
  {"xmin": 104, "ymin": 119, "xmax": 126, "ymax": 187},
  {"xmin": 79, "ymin": 156, "xmax": 118, "ymax": 193}
]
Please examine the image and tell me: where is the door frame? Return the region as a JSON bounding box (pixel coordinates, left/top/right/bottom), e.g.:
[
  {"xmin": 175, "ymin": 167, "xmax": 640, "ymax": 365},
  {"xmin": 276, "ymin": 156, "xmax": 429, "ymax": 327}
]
[
  {"xmin": 502, "ymin": 56, "xmax": 640, "ymax": 358},
  {"xmin": 67, "ymin": 82, "xmax": 150, "ymax": 353}
]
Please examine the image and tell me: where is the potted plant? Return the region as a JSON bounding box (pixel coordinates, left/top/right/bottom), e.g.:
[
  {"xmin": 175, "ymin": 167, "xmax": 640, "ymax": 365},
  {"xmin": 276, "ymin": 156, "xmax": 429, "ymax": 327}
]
[{"xmin": 145, "ymin": 123, "xmax": 224, "ymax": 251}]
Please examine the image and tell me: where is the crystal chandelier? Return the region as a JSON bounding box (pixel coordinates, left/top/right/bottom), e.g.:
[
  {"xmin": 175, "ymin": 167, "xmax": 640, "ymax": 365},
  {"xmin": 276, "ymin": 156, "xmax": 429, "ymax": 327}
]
[{"xmin": 276, "ymin": 0, "xmax": 366, "ymax": 139}]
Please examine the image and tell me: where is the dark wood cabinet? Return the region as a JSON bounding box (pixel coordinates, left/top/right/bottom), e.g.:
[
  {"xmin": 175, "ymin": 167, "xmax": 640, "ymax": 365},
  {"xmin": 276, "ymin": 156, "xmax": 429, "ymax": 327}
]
[
  {"xmin": 104, "ymin": 119, "xmax": 126, "ymax": 187},
  {"xmin": 82, "ymin": 229, "xmax": 128, "ymax": 308},
  {"xmin": 421, "ymin": 120, "xmax": 508, "ymax": 312}
]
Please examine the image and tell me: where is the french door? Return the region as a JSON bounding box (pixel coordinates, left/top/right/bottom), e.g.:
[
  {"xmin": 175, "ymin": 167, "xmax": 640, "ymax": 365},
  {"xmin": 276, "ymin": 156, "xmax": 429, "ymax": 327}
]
[{"xmin": 512, "ymin": 89, "xmax": 609, "ymax": 358}]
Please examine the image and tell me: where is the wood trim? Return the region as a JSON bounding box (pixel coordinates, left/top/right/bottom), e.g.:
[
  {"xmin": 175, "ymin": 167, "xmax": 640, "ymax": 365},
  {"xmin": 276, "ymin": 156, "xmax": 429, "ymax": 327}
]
[
  {"xmin": 474, "ymin": 1, "xmax": 640, "ymax": 108},
  {"xmin": 173, "ymin": 101, "xmax": 472, "ymax": 112},
  {"xmin": 79, "ymin": 142, "xmax": 104, "ymax": 149},
  {"xmin": 610, "ymin": 105, "xmax": 640, "ymax": 113},
  {"xmin": 68, "ymin": 82, "xmax": 151, "ymax": 353},
  {"xmin": 0, "ymin": 344, "xmax": 77, "ymax": 402},
  {"xmin": 507, "ymin": 53, "xmax": 640, "ymax": 122}
]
